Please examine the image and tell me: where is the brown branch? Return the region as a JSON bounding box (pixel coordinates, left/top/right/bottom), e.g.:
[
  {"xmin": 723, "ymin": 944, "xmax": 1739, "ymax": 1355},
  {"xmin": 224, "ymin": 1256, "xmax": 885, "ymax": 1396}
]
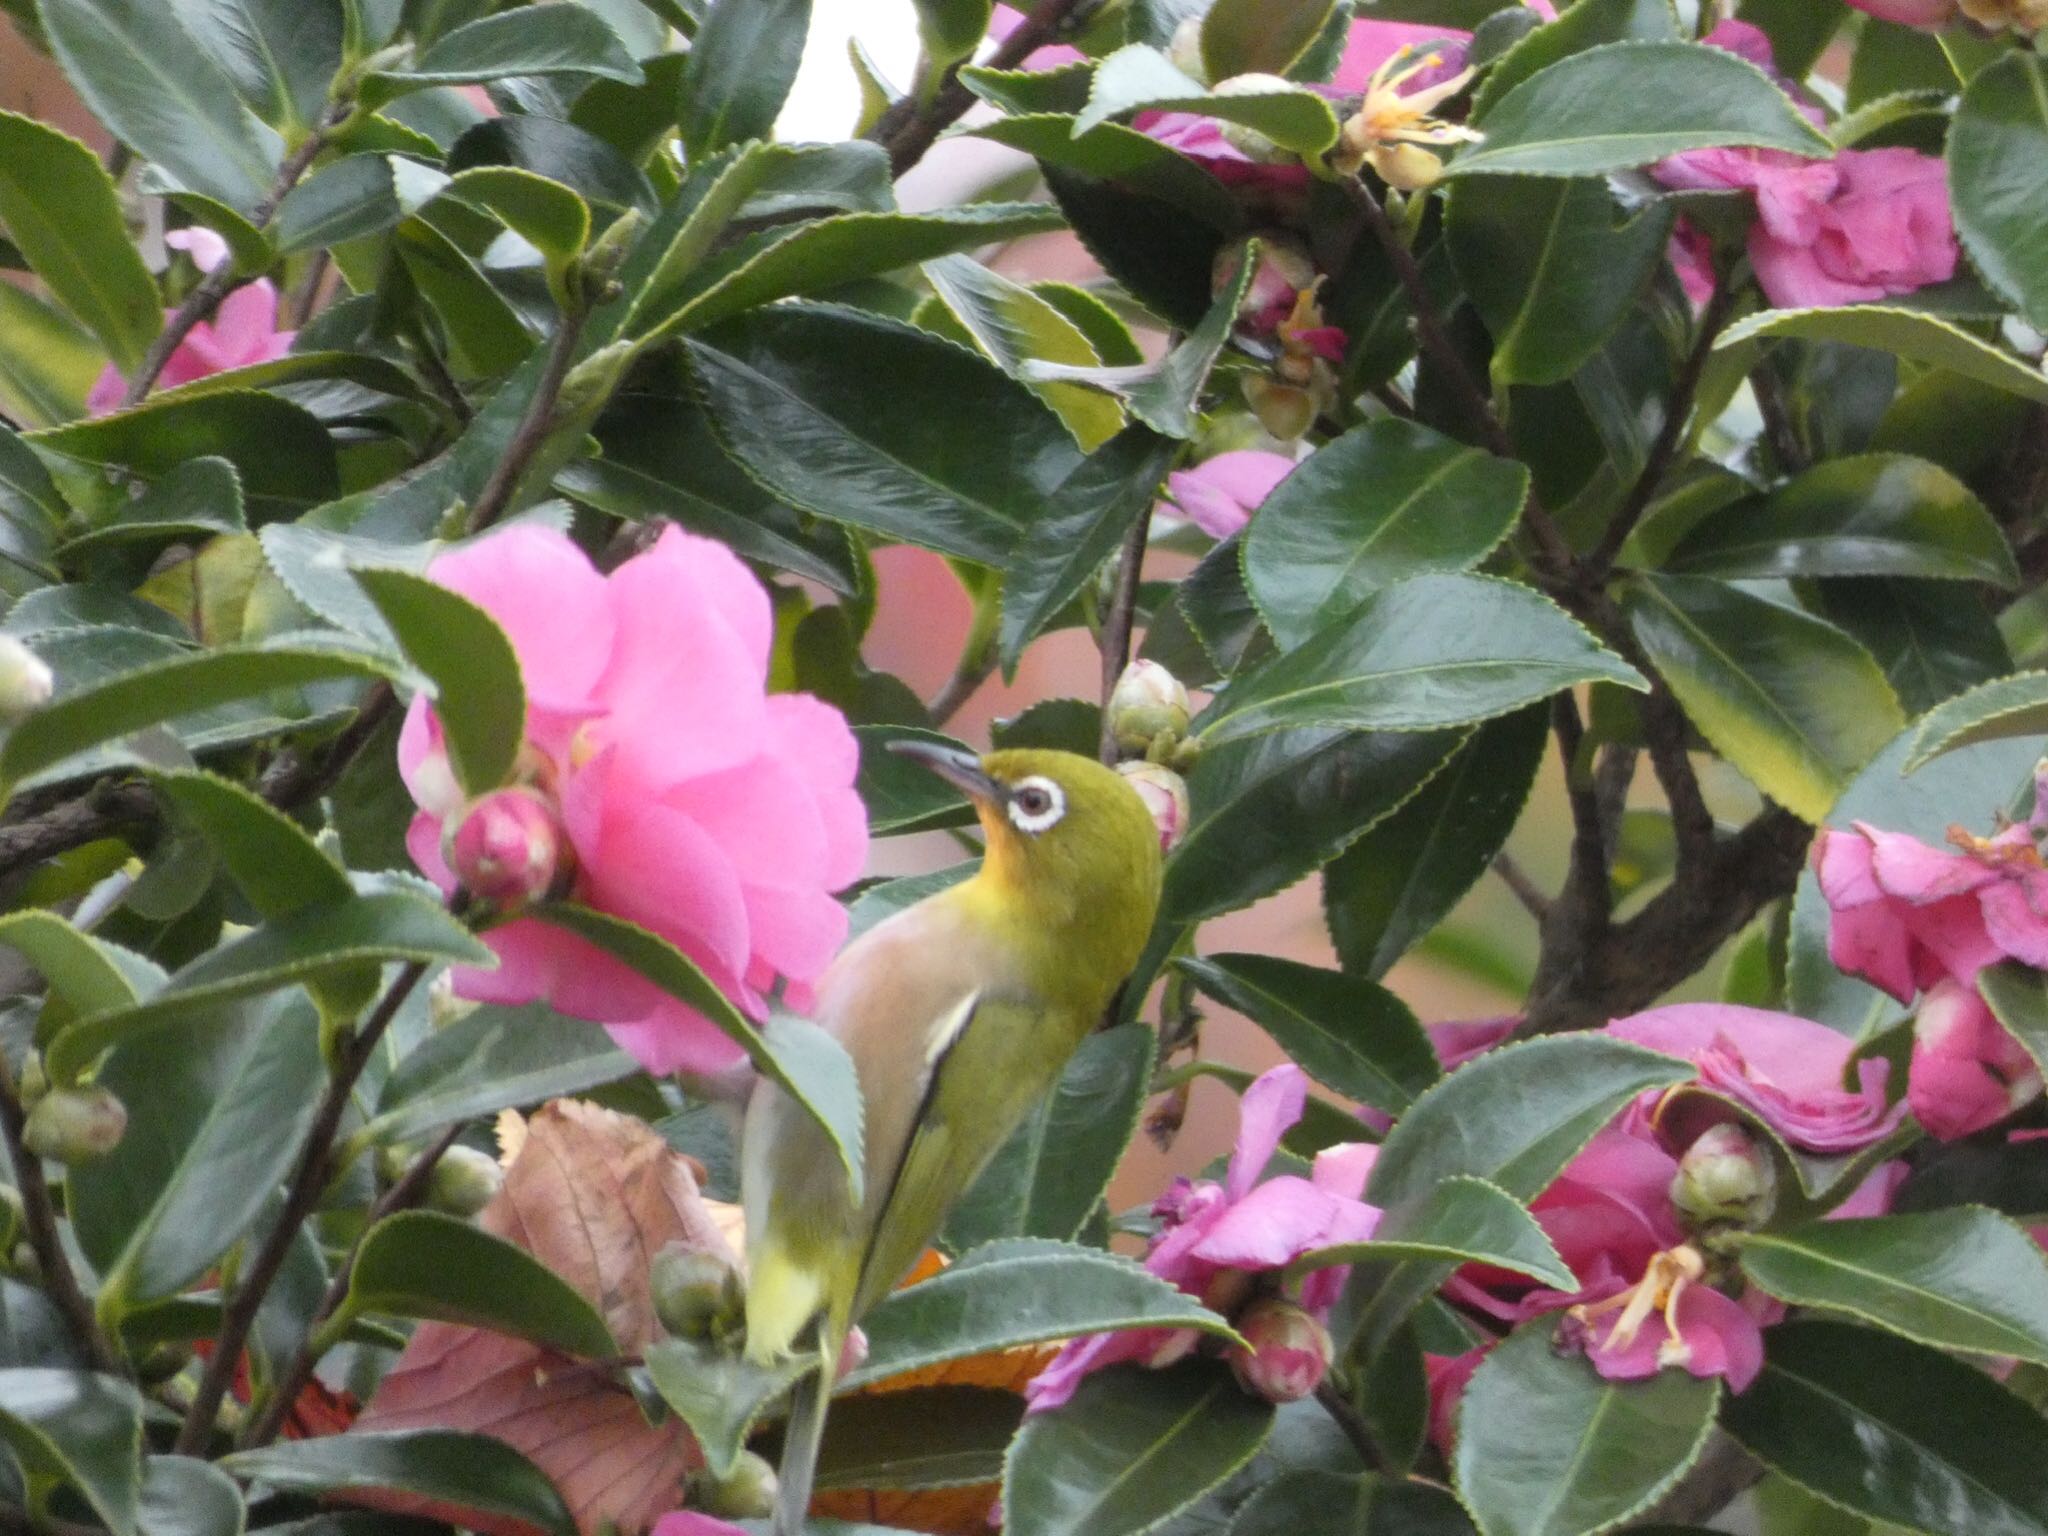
[
  {"xmin": 0, "ymin": 1054, "xmax": 119, "ymax": 1373},
  {"xmin": 1584, "ymin": 275, "xmax": 1742, "ymax": 581},
  {"xmin": 1491, "ymin": 853, "xmax": 1549, "ymax": 920},
  {"xmin": 868, "ymin": 0, "xmax": 1091, "ymax": 178},
  {"xmin": 240, "ymin": 1120, "xmax": 464, "ymax": 1449},
  {"xmin": 1531, "ymin": 694, "xmax": 1612, "ymax": 1004},
  {"xmin": 0, "ymin": 781, "xmax": 158, "ymax": 874},
  {"xmin": 464, "ymin": 306, "xmax": 592, "ymax": 535},
  {"xmin": 175, "ymin": 960, "xmax": 432, "ymax": 1455},
  {"xmin": 1097, "ymin": 510, "xmax": 1150, "ymax": 764},
  {"xmin": 1748, "ymin": 361, "xmax": 1806, "ymax": 475},
  {"xmin": 119, "ymin": 106, "xmax": 345, "ymax": 409}
]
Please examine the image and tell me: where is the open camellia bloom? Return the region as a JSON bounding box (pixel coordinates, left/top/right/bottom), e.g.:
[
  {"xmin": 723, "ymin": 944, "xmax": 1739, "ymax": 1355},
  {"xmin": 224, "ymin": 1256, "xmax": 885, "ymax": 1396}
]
[
  {"xmin": 1814, "ymin": 788, "xmax": 2048, "ymax": 1138},
  {"xmin": 401, "ymin": 525, "xmax": 868, "ymax": 1075},
  {"xmin": 88, "ymin": 228, "xmax": 296, "ymax": 414},
  {"xmin": 1026, "ymin": 1065, "xmax": 1380, "ymax": 1412},
  {"xmin": 1155, "ymin": 449, "xmax": 1296, "ymax": 538}
]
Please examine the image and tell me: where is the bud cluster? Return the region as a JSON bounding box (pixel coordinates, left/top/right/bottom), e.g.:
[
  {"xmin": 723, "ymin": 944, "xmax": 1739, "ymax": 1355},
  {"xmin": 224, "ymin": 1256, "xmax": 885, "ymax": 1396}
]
[{"xmin": 1105, "ymin": 662, "xmax": 1196, "ymax": 851}]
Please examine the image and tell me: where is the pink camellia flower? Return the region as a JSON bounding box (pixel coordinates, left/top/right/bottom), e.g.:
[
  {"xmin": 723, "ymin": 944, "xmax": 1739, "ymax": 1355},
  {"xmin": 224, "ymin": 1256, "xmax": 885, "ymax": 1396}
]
[
  {"xmin": 1026, "ymin": 1065, "xmax": 1380, "ymax": 1412},
  {"xmin": 1605, "ymin": 1002, "xmax": 1907, "ymax": 1154},
  {"xmin": 1845, "ymin": 0, "xmax": 1956, "ymax": 23},
  {"xmin": 88, "ymin": 228, "xmax": 295, "ymax": 415},
  {"xmin": 1752, "ymin": 147, "xmax": 1957, "ymax": 309},
  {"xmin": 401, "ymin": 525, "xmax": 868, "ymax": 1076},
  {"xmin": 651, "ymin": 1515, "xmax": 746, "ymax": 1536},
  {"xmin": 1155, "ymin": 449, "xmax": 1296, "ymax": 538},
  {"xmin": 1903, "ymin": 977, "xmax": 2044, "ymax": 1141}
]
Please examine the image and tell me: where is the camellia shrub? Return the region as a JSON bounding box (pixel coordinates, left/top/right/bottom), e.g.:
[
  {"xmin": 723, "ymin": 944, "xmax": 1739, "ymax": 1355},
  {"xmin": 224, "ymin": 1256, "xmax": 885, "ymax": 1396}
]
[{"xmin": 0, "ymin": 0, "xmax": 2046, "ymax": 1534}]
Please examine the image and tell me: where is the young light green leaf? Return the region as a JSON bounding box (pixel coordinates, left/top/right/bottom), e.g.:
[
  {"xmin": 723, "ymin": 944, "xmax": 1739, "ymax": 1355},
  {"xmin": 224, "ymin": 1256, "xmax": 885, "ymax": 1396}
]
[
  {"xmin": 1242, "ymin": 421, "xmax": 1529, "ymax": 648},
  {"xmin": 0, "ymin": 910, "xmax": 152, "ymax": 1019},
  {"xmin": 844, "ymin": 1239, "xmax": 1239, "ymax": 1390},
  {"xmin": 443, "ymin": 167, "xmax": 592, "ymax": 270},
  {"xmin": 223, "ymin": 1431, "xmax": 574, "ymax": 1536},
  {"xmin": 1949, "ymin": 52, "xmax": 2048, "ymax": 333},
  {"xmin": 0, "ymin": 112, "xmax": 161, "ymax": 372}
]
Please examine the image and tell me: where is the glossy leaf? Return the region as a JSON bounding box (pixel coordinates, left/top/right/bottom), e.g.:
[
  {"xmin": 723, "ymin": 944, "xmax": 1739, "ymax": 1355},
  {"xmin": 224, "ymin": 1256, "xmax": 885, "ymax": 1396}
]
[
  {"xmin": 1446, "ymin": 175, "xmax": 1673, "ymax": 386},
  {"xmin": 223, "ymin": 1431, "xmax": 574, "ymax": 1536},
  {"xmin": 1454, "ymin": 1322, "xmax": 1720, "ymax": 1536},
  {"xmin": 844, "ymin": 1239, "xmax": 1239, "ymax": 1390},
  {"xmin": 1453, "ymin": 41, "xmax": 1832, "ymax": 177},
  {"xmin": 1814, "ymin": 577, "xmax": 2013, "ymax": 716},
  {"xmin": 139, "ymin": 1456, "xmax": 244, "ymax": 1536},
  {"xmin": 40, "ymin": 0, "xmax": 280, "ymax": 212},
  {"xmin": 152, "ymin": 769, "xmax": 352, "ymax": 917},
  {"xmin": 1908, "ymin": 672, "xmax": 2048, "ymax": 772},
  {"xmin": 346, "ymin": 1210, "xmax": 617, "ymax": 1359},
  {"xmin": 1723, "ymin": 1320, "xmax": 2048, "ymax": 1536},
  {"xmin": 1473, "ymin": 0, "xmax": 1682, "ymax": 112},
  {"xmin": 856, "ymin": 725, "xmax": 980, "ymax": 835},
  {"xmin": 945, "ymin": 1023, "xmax": 1154, "ymax": 1252},
  {"xmin": 1232, "ymin": 1471, "xmax": 1477, "ymax": 1536},
  {"xmin": 1004, "ymin": 1360, "xmax": 1275, "ymax": 1536},
  {"xmin": 1242, "ymin": 421, "xmax": 1529, "ymax": 650},
  {"xmin": 1294, "ymin": 1176, "xmax": 1575, "ymax": 1292},
  {"xmin": 164, "ymin": 0, "xmax": 341, "ymax": 131},
  {"xmin": 913, "ymin": 0, "xmax": 993, "ymax": 71},
  {"xmin": 364, "ymin": 4, "xmax": 642, "ymax": 105},
  {"xmin": 1716, "ymin": 306, "xmax": 2048, "ymax": 405},
  {"xmin": 1667, "ymin": 454, "xmax": 2016, "ymax": 585},
  {"xmin": 270, "ymin": 155, "xmax": 403, "ymax": 255},
  {"xmin": 0, "ymin": 910, "xmax": 152, "ymax": 1019},
  {"xmin": 531, "ymin": 905, "xmax": 865, "ymax": 1199},
  {"xmin": 1324, "ymin": 706, "xmax": 1546, "ymax": 979},
  {"xmin": 1179, "ymin": 953, "xmax": 1438, "ymax": 1116},
  {"xmin": 0, "ymin": 112, "xmax": 160, "ymax": 372},
  {"xmin": 1949, "ymin": 52, "xmax": 2048, "ymax": 332},
  {"xmin": 677, "ymin": 0, "xmax": 811, "ymax": 159},
  {"xmin": 0, "ymin": 1369, "xmax": 144, "ymax": 1536},
  {"xmin": 645, "ymin": 1335, "xmax": 806, "ymax": 1479},
  {"xmin": 443, "ymin": 167, "xmax": 590, "ymax": 270},
  {"xmin": 1739, "ymin": 1209, "xmax": 2048, "ymax": 1365},
  {"xmin": 56, "ymin": 456, "xmax": 246, "ymax": 565},
  {"xmin": 356, "ymin": 567, "xmax": 525, "ymax": 797},
  {"xmin": 964, "ymin": 114, "xmax": 1246, "ymax": 232},
  {"xmin": 1622, "ymin": 574, "xmax": 1903, "ymax": 823},
  {"xmin": 1198, "ymin": 573, "xmax": 1642, "ymax": 746},
  {"xmin": 1078, "ymin": 45, "xmax": 1341, "ymax": 152},
  {"xmin": 1200, "ymin": 0, "xmax": 1337, "ymax": 79}
]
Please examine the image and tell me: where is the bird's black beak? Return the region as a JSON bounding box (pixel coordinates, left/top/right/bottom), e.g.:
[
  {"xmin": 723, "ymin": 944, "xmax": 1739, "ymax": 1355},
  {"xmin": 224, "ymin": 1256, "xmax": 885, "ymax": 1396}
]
[{"xmin": 887, "ymin": 739, "xmax": 1006, "ymax": 806}]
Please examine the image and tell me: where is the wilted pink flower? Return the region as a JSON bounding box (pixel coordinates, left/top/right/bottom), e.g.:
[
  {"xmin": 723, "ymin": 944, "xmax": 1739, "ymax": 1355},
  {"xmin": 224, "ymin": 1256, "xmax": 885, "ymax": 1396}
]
[
  {"xmin": 1228, "ymin": 1298, "xmax": 1332, "ymax": 1402},
  {"xmin": 1845, "ymin": 0, "xmax": 1956, "ymax": 23},
  {"xmin": 1156, "ymin": 450, "xmax": 1296, "ymax": 538},
  {"xmin": 988, "ymin": 2, "xmax": 1086, "ymax": 69},
  {"xmin": 1605, "ymin": 1003, "xmax": 1906, "ymax": 1154},
  {"xmin": 1907, "ymin": 978, "xmax": 2044, "ymax": 1140},
  {"xmin": 1752, "ymin": 147, "xmax": 1957, "ymax": 308},
  {"xmin": 1026, "ymin": 1065, "xmax": 1380, "ymax": 1412},
  {"xmin": 88, "ymin": 228, "xmax": 295, "ymax": 414},
  {"xmin": 1425, "ymin": 1346, "xmax": 1487, "ymax": 1458},
  {"xmin": 401, "ymin": 525, "xmax": 868, "ymax": 1075},
  {"xmin": 445, "ymin": 786, "xmax": 568, "ymax": 910},
  {"xmin": 1428, "ymin": 1015, "xmax": 1519, "ymax": 1072},
  {"xmin": 651, "ymin": 1515, "xmax": 747, "ymax": 1536}
]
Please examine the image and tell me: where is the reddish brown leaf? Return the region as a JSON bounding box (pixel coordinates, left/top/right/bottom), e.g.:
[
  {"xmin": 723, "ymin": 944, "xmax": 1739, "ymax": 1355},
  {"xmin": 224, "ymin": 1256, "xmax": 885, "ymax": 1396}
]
[{"xmin": 354, "ymin": 1100, "xmax": 741, "ymax": 1536}]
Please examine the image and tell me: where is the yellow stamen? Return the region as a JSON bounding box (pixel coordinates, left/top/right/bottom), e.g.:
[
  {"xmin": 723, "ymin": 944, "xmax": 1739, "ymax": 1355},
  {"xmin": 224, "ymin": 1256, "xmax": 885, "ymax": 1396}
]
[{"xmin": 1567, "ymin": 1245, "xmax": 1708, "ymax": 1358}]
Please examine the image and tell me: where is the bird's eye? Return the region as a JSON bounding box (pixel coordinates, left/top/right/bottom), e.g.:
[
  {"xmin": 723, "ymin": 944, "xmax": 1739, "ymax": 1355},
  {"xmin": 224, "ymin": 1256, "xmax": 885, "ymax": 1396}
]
[{"xmin": 1006, "ymin": 776, "xmax": 1066, "ymax": 834}]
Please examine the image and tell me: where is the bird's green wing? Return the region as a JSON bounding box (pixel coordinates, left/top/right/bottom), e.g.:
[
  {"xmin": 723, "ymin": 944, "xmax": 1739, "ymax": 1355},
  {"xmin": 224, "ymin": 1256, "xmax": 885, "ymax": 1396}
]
[{"xmin": 851, "ymin": 991, "xmax": 1076, "ymax": 1319}]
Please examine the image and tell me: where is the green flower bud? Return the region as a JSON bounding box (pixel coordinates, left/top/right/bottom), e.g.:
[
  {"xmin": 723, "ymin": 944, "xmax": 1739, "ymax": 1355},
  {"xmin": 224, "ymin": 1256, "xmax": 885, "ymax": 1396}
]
[
  {"xmin": 23, "ymin": 1086, "xmax": 127, "ymax": 1162},
  {"xmin": 15, "ymin": 1051, "xmax": 46, "ymax": 1110},
  {"xmin": 693, "ymin": 1450, "xmax": 778, "ymax": 1519},
  {"xmin": 1108, "ymin": 660, "xmax": 1191, "ymax": 759},
  {"xmin": 0, "ymin": 1183, "xmax": 22, "ymax": 1251},
  {"xmin": 651, "ymin": 1241, "xmax": 744, "ymax": 1340},
  {"xmin": 1670, "ymin": 1123, "xmax": 1776, "ymax": 1229},
  {"xmin": 426, "ymin": 1145, "xmax": 505, "ymax": 1218}
]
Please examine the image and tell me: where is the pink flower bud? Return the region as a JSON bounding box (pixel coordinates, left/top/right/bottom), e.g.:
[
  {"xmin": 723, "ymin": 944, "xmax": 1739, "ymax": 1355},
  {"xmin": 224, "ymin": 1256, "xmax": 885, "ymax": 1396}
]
[
  {"xmin": 1670, "ymin": 1122, "xmax": 1776, "ymax": 1228},
  {"xmin": 23, "ymin": 1086, "xmax": 126, "ymax": 1162},
  {"xmin": 0, "ymin": 635, "xmax": 54, "ymax": 720},
  {"xmin": 444, "ymin": 787, "xmax": 570, "ymax": 909},
  {"xmin": 1229, "ymin": 1298, "xmax": 1332, "ymax": 1403},
  {"xmin": 1108, "ymin": 660, "xmax": 1192, "ymax": 757},
  {"xmin": 1117, "ymin": 762, "xmax": 1190, "ymax": 852}
]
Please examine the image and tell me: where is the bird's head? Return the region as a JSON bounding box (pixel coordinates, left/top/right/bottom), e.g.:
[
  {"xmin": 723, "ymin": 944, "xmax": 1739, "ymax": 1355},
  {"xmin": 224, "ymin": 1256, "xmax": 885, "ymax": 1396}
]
[{"xmin": 888, "ymin": 742, "xmax": 1163, "ymax": 985}]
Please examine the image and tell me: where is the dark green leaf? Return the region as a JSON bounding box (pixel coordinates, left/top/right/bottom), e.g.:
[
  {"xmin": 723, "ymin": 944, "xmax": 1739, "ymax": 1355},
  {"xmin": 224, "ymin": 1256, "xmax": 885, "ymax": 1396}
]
[
  {"xmin": 845, "ymin": 863, "xmax": 975, "ymax": 942},
  {"xmin": 139, "ymin": 1455, "xmax": 244, "ymax": 1536},
  {"xmin": 1668, "ymin": 454, "xmax": 2017, "ymax": 585},
  {"xmin": 1446, "ymin": 175, "xmax": 1674, "ymax": 386},
  {"xmin": 345, "ymin": 1209, "xmax": 616, "ymax": 1358},
  {"xmin": 1739, "ymin": 1209, "xmax": 2048, "ymax": 1365},
  {"xmin": 1949, "ymin": 52, "xmax": 2048, "ymax": 333},
  {"xmin": 1232, "ymin": 1471, "xmax": 1476, "ymax": 1536},
  {"xmin": 223, "ymin": 1431, "xmax": 573, "ymax": 1536},
  {"xmin": 1107, "ymin": 240, "xmax": 1254, "ymax": 440},
  {"xmin": 946, "ymin": 1024, "xmax": 1154, "ymax": 1252},
  {"xmin": 1201, "ymin": 0, "xmax": 1337, "ymax": 79},
  {"xmin": 1723, "ymin": 1320, "xmax": 2048, "ymax": 1536},
  {"xmin": 453, "ymin": 115, "xmax": 655, "ymax": 214},
  {"xmin": 394, "ymin": 219, "xmax": 536, "ymax": 377},
  {"xmin": 56, "ymin": 456, "xmax": 246, "ymax": 565},
  {"xmin": 1294, "ymin": 1175, "xmax": 1575, "ymax": 1292},
  {"xmin": 1813, "ymin": 576, "xmax": 2012, "ymax": 716},
  {"xmin": 1908, "ymin": 672, "xmax": 2048, "ymax": 772},
  {"xmin": 856, "ymin": 724, "xmax": 980, "ymax": 835},
  {"xmin": 845, "ymin": 1238, "xmax": 1238, "ymax": 1390},
  {"xmin": 531, "ymin": 904, "xmax": 865, "ymax": 1199},
  {"xmin": 0, "ymin": 1369, "xmax": 144, "ymax": 1536},
  {"xmin": 0, "ymin": 427, "xmax": 63, "ymax": 579},
  {"xmin": 1453, "ymin": 1321, "xmax": 1720, "ymax": 1536},
  {"xmin": 0, "ymin": 112, "xmax": 160, "ymax": 371},
  {"xmin": 0, "ymin": 285, "xmax": 100, "ymax": 431},
  {"xmin": 677, "ymin": 0, "xmax": 810, "ymax": 159},
  {"xmin": 1198, "ymin": 573, "xmax": 1643, "ymax": 746},
  {"xmin": 33, "ymin": 389, "xmax": 337, "ymax": 515},
  {"xmin": 152, "ymin": 769, "xmax": 352, "ymax": 918},
  {"xmin": 645, "ymin": 1336, "xmax": 805, "ymax": 1479},
  {"xmin": 1474, "ymin": 0, "xmax": 1681, "ymax": 111},
  {"xmin": 1077, "ymin": 45, "xmax": 1341, "ymax": 153},
  {"xmin": 1242, "ymin": 420, "xmax": 1529, "ymax": 649},
  {"xmin": 1454, "ymin": 41, "xmax": 1832, "ymax": 177},
  {"xmin": 1324, "ymin": 706, "xmax": 1545, "ymax": 979},
  {"xmin": 164, "ymin": 0, "xmax": 341, "ymax": 131},
  {"xmin": 370, "ymin": 1002, "xmax": 637, "ymax": 1146},
  {"xmin": 964, "ymin": 115, "xmax": 1245, "ymax": 232},
  {"xmin": 1004, "ymin": 1359, "xmax": 1274, "ymax": 1536},
  {"xmin": 365, "ymin": 3, "xmax": 642, "ymax": 104},
  {"xmin": 272, "ymin": 156, "xmax": 403, "ymax": 256},
  {"xmin": 1623, "ymin": 573, "xmax": 1903, "ymax": 823},
  {"xmin": 1178, "ymin": 953, "xmax": 1437, "ymax": 1116},
  {"xmin": 40, "ymin": 0, "xmax": 280, "ymax": 212},
  {"xmin": 1716, "ymin": 306, "xmax": 2048, "ymax": 405},
  {"xmin": 813, "ymin": 1385, "xmax": 1021, "ymax": 1491},
  {"xmin": 356, "ymin": 567, "xmax": 525, "ymax": 796}
]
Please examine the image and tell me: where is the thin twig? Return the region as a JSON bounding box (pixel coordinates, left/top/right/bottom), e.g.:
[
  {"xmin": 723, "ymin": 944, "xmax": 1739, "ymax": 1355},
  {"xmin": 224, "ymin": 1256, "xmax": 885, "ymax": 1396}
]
[
  {"xmin": 1314, "ymin": 1381, "xmax": 1386, "ymax": 1472},
  {"xmin": 1490, "ymin": 853, "xmax": 1549, "ymax": 920},
  {"xmin": 241, "ymin": 1120, "xmax": 464, "ymax": 1449},
  {"xmin": 1097, "ymin": 511, "xmax": 1150, "ymax": 765},
  {"xmin": 175, "ymin": 960, "xmax": 433, "ymax": 1455},
  {"xmin": 119, "ymin": 107, "xmax": 345, "ymax": 409},
  {"xmin": 927, "ymin": 646, "xmax": 996, "ymax": 728},
  {"xmin": 867, "ymin": 0, "xmax": 1091, "ymax": 177},
  {"xmin": 464, "ymin": 307, "xmax": 592, "ymax": 535},
  {"xmin": 0, "ymin": 1054, "xmax": 120, "ymax": 1373},
  {"xmin": 1584, "ymin": 276, "xmax": 1742, "ymax": 580},
  {"xmin": 284, "ymin": 249, "xmax": 333, "ymax": 332},
  {"xmin": 1748, "ymin": 361, "xmax": 1806, "ymax": 475},
  {"xmin": 1334, "ymin": 175, "xmax": 1578, "ymax": 580}
]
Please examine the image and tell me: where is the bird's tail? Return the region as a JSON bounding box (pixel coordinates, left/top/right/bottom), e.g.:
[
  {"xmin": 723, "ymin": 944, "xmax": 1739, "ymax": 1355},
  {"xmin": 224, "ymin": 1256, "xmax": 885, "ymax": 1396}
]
[{"xmin": 771, "ymin": 1325, "xmax": 839, "ymax": 1536}]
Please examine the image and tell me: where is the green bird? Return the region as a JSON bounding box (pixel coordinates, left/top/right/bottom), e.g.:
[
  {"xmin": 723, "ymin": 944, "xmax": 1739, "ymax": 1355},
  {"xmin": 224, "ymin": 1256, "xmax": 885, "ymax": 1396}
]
[{"xmin": 740, "ymin": 743, "xmax": 1164, "ymax": 1534}]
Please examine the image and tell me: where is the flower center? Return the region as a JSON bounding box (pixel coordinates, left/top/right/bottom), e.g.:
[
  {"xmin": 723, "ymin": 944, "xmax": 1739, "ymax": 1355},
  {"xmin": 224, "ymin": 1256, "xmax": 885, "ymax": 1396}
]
[{"xmin": 1566, "ymin": 1244, "xmax": 1708, "ymax": 1368}]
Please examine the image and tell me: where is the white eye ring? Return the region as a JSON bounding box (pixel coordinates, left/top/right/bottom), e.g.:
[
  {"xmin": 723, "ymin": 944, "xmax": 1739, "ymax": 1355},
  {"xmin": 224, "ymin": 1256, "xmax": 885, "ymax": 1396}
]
[{"xmin": 1006, "ymin": 775, "xmax": 1066, "ymax": 835}]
